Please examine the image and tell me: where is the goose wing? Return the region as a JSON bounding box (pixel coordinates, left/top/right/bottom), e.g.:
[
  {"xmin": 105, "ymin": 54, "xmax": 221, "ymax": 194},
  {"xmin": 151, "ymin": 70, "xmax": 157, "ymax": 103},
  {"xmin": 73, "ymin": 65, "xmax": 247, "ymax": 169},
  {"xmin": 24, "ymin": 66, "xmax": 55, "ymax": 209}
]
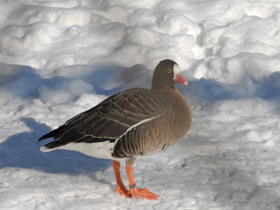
[{"xmin": 38, "ymin": 88, "xmax": 167, "ymax": 149}]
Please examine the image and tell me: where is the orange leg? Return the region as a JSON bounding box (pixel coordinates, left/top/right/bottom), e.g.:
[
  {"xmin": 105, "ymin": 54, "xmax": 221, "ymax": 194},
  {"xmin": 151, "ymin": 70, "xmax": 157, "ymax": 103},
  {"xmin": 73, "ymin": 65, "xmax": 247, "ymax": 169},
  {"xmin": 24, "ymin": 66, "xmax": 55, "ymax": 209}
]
[
  {"xmin": 125, "ymin": 164, "xmax": 160, "ymax": 200},
  {"xmin": 112, "ymin": 160, "xmax": 130, "ymax": 198}
]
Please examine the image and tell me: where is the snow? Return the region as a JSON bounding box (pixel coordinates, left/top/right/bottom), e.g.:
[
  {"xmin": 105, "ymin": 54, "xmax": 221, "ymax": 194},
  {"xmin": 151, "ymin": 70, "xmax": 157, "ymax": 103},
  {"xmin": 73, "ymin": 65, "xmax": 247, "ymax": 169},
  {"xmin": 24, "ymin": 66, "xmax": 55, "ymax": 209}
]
[{"xmin": 1, "ymin": 0, "xmax": 280, "ymax": 209}]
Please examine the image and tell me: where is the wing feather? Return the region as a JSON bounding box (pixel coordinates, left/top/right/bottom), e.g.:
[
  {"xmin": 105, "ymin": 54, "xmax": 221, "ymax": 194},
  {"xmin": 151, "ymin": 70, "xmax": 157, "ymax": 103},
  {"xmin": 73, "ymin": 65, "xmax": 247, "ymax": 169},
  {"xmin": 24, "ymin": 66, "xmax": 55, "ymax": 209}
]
[{"xmin": 38, "ymin": 88, "xmax": 167, "ymax": 149}]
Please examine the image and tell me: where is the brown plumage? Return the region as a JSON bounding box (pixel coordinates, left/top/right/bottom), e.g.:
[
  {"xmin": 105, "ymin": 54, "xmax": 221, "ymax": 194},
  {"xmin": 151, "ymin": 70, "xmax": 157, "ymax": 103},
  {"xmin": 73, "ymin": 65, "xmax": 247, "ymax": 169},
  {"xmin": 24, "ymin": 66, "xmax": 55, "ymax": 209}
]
[{"xmin": 38, "ymin": 59, "xmax": 192, "ymax": 200}]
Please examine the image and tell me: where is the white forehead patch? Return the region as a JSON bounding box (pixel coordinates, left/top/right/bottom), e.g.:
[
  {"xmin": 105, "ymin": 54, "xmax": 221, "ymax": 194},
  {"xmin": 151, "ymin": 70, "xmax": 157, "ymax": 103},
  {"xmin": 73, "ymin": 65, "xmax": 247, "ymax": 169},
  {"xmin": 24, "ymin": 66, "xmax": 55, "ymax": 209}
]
[{"xmin": 173, "ymin": 64, "xmax": 181, "ymax": 79}]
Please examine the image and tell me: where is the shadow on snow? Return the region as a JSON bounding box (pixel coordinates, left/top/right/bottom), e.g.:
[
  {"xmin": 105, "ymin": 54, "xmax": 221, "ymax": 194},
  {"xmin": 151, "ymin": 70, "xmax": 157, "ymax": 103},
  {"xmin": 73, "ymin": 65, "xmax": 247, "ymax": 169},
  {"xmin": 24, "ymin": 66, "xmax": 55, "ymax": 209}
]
[{"xmin": 0, "ymin": 117, "xmax": 111, "ymax": 174}]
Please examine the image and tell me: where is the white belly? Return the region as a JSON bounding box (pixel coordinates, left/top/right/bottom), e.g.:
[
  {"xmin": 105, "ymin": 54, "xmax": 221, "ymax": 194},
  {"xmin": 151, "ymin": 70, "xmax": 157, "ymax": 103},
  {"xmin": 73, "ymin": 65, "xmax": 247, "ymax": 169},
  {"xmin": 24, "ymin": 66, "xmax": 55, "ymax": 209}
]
[{"xmin": 41, "ymin": 141, "xmax": 116, "ymax": 160}]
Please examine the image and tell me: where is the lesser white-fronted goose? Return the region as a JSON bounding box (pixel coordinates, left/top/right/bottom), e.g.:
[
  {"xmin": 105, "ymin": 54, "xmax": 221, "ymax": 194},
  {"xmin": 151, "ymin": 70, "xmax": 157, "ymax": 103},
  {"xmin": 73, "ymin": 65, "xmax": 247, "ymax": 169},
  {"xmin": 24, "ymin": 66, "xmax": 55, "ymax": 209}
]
[{"xmin": 38, "ymin": 59, "xmax": 192, "ymax": 200}]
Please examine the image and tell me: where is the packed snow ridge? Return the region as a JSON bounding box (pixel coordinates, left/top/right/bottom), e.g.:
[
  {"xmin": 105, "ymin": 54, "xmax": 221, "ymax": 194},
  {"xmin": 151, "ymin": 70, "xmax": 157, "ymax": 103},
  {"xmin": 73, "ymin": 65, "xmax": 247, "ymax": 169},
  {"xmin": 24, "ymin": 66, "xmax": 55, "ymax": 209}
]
[{"xmin": 1, "ymin": 0, "xmax": 280, "ymax": 209}]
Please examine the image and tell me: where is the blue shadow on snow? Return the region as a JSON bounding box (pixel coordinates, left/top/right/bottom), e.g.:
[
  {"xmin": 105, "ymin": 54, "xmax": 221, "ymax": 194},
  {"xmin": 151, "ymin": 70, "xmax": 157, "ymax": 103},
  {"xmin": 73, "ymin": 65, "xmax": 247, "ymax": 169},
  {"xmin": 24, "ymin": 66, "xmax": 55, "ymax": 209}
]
[{"xmin": 0, "ymin": 117, "xmax": 111, "ymax": 174}]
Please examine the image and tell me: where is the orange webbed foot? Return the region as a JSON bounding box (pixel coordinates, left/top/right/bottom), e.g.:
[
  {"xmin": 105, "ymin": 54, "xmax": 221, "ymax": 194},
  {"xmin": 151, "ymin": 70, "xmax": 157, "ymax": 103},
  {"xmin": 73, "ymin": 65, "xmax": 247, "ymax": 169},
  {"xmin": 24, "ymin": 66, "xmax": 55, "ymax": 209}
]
[
  {"xmin": 128, "ymin": 187, "xmax": 160, "ymax": 200},
  {"xmin": 116, "ymin": 186, "xmax": 131, "ymax": 198}
]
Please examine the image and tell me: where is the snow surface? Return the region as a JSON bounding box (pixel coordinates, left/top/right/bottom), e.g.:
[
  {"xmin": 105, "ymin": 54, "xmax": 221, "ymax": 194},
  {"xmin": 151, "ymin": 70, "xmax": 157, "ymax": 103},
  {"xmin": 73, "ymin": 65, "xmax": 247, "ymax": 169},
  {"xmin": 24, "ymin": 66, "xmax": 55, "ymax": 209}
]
[{"xmin": 1, "ymin": 0, "xmax": 280, "ymax": 209}]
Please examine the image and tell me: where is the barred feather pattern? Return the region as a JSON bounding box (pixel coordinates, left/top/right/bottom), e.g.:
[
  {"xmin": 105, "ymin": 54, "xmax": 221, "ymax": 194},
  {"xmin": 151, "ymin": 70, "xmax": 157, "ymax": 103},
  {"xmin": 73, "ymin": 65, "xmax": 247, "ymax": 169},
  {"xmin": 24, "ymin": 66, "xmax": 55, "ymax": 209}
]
[
  {"xmin": 40, "ymin": 88, "xmax": 167, "ymax": 148},
  {"xmin": 112, "ymin": 95, "xmax": 191, "ymax": 158}
]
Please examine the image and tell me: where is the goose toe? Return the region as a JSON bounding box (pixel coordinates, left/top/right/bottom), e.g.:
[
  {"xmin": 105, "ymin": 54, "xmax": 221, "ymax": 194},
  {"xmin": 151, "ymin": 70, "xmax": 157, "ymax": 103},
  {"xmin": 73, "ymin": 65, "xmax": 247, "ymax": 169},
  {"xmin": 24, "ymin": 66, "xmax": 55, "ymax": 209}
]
[
  {"xmin": 128, "ymin": 187, "xmax": 160, "ymax": 200},
  {"xmin": 116, "ymin": 186, "xmax": 131, "ymax": 198}
]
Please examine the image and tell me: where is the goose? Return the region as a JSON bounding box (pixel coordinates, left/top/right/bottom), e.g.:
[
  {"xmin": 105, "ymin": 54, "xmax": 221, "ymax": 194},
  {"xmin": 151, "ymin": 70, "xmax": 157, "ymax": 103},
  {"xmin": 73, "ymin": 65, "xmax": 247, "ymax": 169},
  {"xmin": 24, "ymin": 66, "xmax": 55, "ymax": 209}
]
[{"xmin": 38, "ymin": 59, "xmax": 192, "ymax": 200}]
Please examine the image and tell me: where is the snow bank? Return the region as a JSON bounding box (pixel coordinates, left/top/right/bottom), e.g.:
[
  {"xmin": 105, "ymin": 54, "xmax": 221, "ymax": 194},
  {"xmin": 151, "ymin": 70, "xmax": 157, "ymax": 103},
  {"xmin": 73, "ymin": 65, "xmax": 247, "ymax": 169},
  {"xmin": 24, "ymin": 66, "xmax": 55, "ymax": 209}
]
[{"xmin": 1, "ymin": 0, "xmax": 280, "ymax": 209}]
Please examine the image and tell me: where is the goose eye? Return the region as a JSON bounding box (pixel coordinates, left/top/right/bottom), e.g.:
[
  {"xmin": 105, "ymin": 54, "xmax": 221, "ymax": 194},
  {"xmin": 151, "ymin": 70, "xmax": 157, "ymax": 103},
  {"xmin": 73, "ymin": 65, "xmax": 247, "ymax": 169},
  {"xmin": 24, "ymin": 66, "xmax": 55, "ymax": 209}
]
[{"xmin": 167, "ymin": 68, "xmax": 172, "ymax": 74}]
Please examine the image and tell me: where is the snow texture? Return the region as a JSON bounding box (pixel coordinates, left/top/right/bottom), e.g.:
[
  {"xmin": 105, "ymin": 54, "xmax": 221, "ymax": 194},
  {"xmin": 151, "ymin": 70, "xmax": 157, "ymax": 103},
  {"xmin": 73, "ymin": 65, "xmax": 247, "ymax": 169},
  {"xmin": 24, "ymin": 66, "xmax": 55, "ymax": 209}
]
[{"xmin": 1, "ymin": 0, "xmax": 280, "ymax": 209}]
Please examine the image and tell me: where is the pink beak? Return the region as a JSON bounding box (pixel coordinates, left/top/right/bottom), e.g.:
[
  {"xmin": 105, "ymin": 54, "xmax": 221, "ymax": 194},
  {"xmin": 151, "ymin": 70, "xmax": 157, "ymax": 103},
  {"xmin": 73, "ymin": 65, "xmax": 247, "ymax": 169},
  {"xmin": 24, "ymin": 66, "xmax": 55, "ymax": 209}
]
[{"xmin": 174, "ymin": 74, "xmax": 188, "ymax": 85}]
